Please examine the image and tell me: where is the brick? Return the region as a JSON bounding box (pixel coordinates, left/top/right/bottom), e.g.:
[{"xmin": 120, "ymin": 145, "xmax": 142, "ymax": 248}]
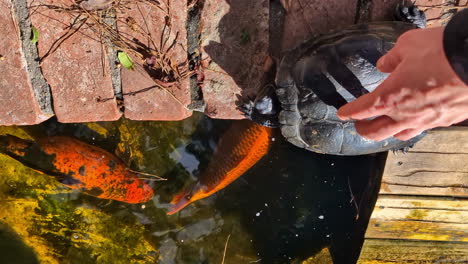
[
  {"xmin": 200, "ymin": 0, "xmax": 269, "ymax": 119},
  {"xmin": 281, "ymin": 0, "xmax": 358, "ymax": 51},
  {"xmin": 414, "ymin": 0, "xmax": 458, "ymax": 27},
  {"xmin": 119, "ymin": 0, "xmax": 192, "ymax": 121},
  {"xmin": 29, "ymin": 0, "xmax": 121, "ymax": 123},
  {"xmin": 0, "ymin": 0, "xmax": 52, "ymax": 125}
]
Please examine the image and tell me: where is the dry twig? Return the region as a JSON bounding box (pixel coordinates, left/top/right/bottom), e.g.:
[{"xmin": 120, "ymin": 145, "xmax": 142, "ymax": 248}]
[{"xmin": 221, "ymin": 234, "xmax": 231, "ymax": 264}]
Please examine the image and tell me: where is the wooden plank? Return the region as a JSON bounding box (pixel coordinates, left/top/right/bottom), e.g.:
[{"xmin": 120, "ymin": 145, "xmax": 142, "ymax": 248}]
[
  {"xmin": 410, "ymin": 127, "xmax": 468, "ymax": 153},
  {"xmin": 382, "ymin": 129, "xmax": 468, "ymax": 197},
  {"xmin": 380, "ymin": 171, "xmax": 468, "ymax": 197},
  {"xmin": 358, "ymin": 239, "xmax": 468, "ymax": 264},
  {"xmin": 381, "ymin": 153, "xmax": 468, "ymax": 197},
  {"xmin": 366, "ymin": 219, "xmax": 468, "ymax": 242},
  {"xmin": 374, "ymin": 196, "xmax": 468, "ymax": 210},
  {"xmin": 360, "ymin": 128, "xmax": 468, "ymax": 262},
  {"xmin": 365, "ymin": 196, "xmax": 468, "ymax": 242},
  {"xmin": 385, "ymin": 152, "xmax": 468, "ymax": 174}
]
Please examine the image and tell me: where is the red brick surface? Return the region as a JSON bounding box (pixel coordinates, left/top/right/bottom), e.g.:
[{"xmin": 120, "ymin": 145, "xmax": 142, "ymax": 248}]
[
  {"xmin": 119, "ymin": 0, "xmax": 192, "ymax": 121},
  {"xmin": 414, "ymin": 0, "xmax": 456, "ymax": 27},
  {"xmin": 200, "ymin": 0, "xmax": 269, "ymax": 119},
  {"xmin": 5, "ymin": 0, "xmax": 463, "ymax": 125},
  {"xmin": 281, "ymin": 0, "xmax": 358, "ymax": 51},
  {"xmin": 0, "ymin": 0, "xmax": 51, "ymax": 125},
  {"xmin": 28, "ymin": 0, "xmax": 121, "ymax": 123}
]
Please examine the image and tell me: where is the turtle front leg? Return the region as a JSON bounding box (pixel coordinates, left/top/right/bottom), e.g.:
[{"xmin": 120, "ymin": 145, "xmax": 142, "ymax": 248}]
[
  {"xmin": 238, "ymin": 84, "xmax": 281, "ymax": 128},
  {"xmin": 395, "ymin": 4, "xmax": 427, "ymax": 28}
]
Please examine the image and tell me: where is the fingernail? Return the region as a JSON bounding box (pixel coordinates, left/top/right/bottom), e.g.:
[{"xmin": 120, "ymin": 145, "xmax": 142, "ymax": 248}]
[
  {"xmin": 337, "ymin": 113, "xmax": 350, "ymax": 121},
  {"xmin": 377, "ymin": 57, "xmax": 385, "ymax": 68}
]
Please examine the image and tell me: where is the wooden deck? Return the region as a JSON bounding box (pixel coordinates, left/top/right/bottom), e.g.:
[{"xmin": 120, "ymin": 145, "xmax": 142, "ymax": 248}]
[{"xmin": 358, "ymin": 127, "xmax": 468, "ymax": 263}]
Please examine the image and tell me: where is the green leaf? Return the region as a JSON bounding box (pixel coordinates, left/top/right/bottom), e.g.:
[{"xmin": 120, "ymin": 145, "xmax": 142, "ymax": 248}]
[
  {"xmin": 31, "ymin": 26, "xmax": 39, "ymax": 45},
  {"xmin": 117, "ymin": 51, "xmax": 134, "ymax": 70}
]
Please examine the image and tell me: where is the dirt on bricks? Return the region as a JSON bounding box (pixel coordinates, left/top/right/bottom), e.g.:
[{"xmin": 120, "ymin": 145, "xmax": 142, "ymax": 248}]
[{"xmin": 0, "ymin": 0, "xmax": 466, "ymax": 125}]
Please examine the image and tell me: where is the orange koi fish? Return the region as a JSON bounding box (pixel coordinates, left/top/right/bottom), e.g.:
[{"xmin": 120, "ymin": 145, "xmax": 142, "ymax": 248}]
[
  {"xmin": 0, "ymin": 135, "xmax": 154, "ymax": 203},
  {"xmin": 167, "ymin": 120, "xmax": 273, "ymax": 215}
]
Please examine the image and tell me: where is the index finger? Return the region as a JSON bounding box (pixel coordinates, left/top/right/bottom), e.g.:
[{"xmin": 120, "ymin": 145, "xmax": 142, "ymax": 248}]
[
  {"xmin": 337, "ymin": 91, "xmax": 388, "ymax": 120},
  {"xmin": 337, "ymin": 70, "xmax": 401, "ymax": 120}
]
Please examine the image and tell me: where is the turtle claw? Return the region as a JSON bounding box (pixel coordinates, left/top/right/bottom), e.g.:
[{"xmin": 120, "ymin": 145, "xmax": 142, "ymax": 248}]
[
  {"xmin": 391, "ymin": 143, "xmax": 413, "ymax": 155},
  {"xmin": 395, "ymin": 4, "xmax": 426, "ymax": 28},
  {"xmin": 238, "ymin": 99, "xmax": 255, "ymax": 119}
]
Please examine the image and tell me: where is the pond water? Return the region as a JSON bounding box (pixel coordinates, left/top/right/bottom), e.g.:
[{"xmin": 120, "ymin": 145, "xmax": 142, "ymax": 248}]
[{"xmin": 0, "ymin": 113, "xmax": 386, "ymax": 264}]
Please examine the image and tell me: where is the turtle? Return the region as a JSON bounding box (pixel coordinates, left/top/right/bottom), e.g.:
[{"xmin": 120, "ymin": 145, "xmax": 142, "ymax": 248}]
[{"xmin": 241, "ymin": 4, "xmax": 427, "ymax": 155}]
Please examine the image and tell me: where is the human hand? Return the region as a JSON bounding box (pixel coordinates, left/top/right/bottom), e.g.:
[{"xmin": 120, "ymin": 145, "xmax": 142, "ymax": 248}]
[{"xmin": 337, "ymin": 27, "xmax": 468, "ymax": 141}]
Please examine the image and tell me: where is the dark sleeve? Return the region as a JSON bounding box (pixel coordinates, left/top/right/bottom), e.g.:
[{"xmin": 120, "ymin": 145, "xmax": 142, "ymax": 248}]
[{"xmin": 443, "ymin": 9, "xmax": 468, "ymax": 85}]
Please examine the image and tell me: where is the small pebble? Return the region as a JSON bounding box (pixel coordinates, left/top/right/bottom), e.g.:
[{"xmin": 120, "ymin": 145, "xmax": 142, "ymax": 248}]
[{"xmin": 318, "ymin": 215, "xmax": 324, "ymax": 220}]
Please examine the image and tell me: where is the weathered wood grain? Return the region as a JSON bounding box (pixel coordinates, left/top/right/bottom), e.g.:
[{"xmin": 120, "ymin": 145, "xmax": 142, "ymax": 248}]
[
  {"xmin": 366, "ymin": 219, "xmax": 468, "ymax": 242},
  {"xmin": 381, "ymin": 127, "xmax": 468, "ymax": 197},
  {"xmin": 374, "ymin": 195, "xmax": 468, "ymax": 210},
  {"xmin": 358, "ymin": 239, "xmax": 468, "ymax": 264},
  {"xmin": 410, "ymin": 128, "xmax": 468, "ymax": 154},
  {"xmin": 365, "ymin": 196, "xmax": 468, "ymax": 242}
]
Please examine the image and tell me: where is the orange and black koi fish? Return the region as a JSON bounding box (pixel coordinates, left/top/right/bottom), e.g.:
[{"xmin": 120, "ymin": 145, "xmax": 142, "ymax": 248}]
[
  {"xmin": 0, "ymin": 135, "xmax": 154, "ymax": 203},
  {"xmin": 167, "ymin": 120, "xmax": 273, "ymax": 215}
]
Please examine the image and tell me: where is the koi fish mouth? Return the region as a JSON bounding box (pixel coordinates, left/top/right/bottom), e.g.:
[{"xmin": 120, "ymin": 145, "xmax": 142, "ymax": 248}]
[{"xmin": 167, "ymin": 196, "xmax": 191, "ymax": 215}]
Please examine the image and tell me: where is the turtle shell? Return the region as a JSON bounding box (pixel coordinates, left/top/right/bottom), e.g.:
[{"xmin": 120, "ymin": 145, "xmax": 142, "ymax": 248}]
[{"xmin": 275, "ymin": 22, "xmax": 423, "ymax": 155}]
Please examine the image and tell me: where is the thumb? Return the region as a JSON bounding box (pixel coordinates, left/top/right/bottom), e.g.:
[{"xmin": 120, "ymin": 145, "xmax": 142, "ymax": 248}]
[{"xmin": 377, "ymin": 48, "xmax": 402, "ymax": 73}]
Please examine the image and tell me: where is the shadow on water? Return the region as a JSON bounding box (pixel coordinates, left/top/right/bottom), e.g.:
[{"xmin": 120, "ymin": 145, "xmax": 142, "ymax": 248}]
[
  {"xmin": 0, "ymin": 114, "xmax": 386, "ymax": 264},
  {"xmin": 199, "ymin": 1, "xmax": 388, "ymax": 262},
  {"xmin": 208, "ymin": 123, "xmax": 386, "ymax": 264},
  {"xmin": 0, "ymin": 224, "xmax": 39, "ymax": 264},
  {"xmin": 156, "ymin": 116, "xmax": 386, "ymax": 263}
]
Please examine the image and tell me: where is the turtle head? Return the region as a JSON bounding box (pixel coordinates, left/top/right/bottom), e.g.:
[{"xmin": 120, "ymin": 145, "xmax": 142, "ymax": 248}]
[{"xmin": 239, "ymin": 84, "xmax": 281, "ymax": 128}]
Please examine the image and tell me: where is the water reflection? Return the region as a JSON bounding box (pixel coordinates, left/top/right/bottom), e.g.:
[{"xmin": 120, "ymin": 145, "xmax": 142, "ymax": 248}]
[{"xmin": 0, "ymin": 113, "xmax": 385, "ymax": 264}]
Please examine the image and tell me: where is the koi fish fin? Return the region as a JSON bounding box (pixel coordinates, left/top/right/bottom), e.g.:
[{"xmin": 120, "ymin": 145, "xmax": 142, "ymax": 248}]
[
  {"xmin": 0, "ymin": 134, "xmax": 30, "ymax": 153},
  {"xmin": 59, "ymin": 176, "xmax": 83, "ymax": 187}
]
